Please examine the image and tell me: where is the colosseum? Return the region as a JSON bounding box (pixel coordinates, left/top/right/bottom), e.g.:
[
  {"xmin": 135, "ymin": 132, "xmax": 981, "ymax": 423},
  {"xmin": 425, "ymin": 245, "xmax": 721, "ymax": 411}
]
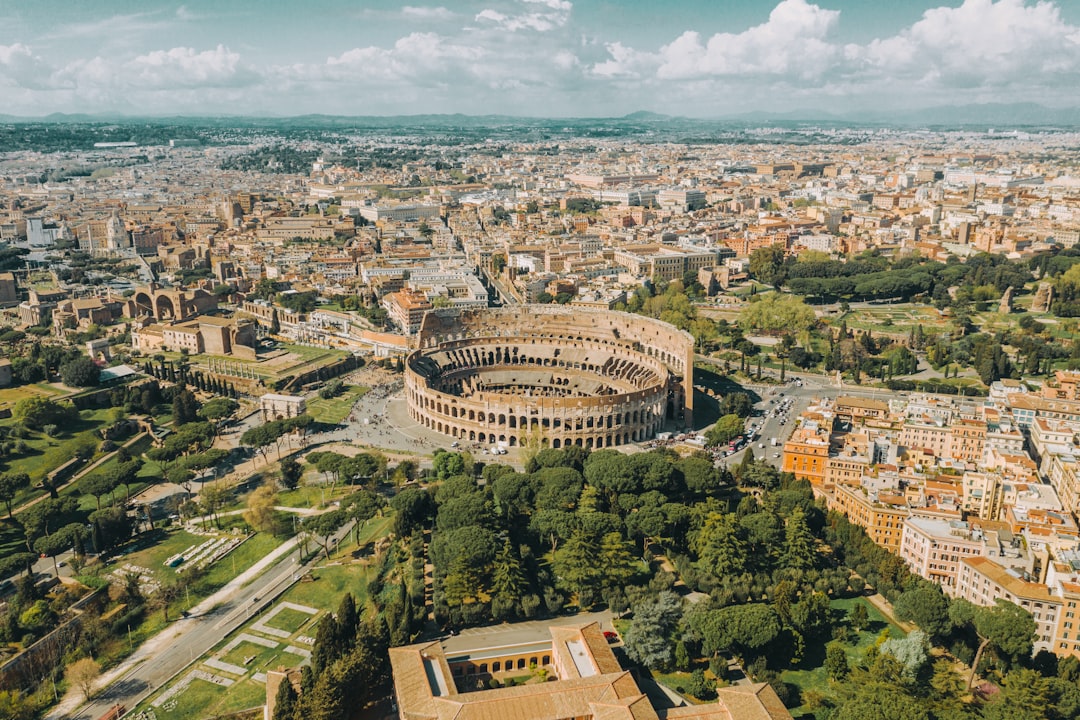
[{"xmin": 405, "ymin": 305, "xmax": 694, "ymax": 449}]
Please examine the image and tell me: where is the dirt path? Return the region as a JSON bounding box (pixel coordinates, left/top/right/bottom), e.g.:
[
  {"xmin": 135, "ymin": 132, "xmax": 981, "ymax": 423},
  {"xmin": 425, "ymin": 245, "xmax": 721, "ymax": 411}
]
[{"xmin": 864, "ymin": 592, "xmax": 917, "ymax": 633}]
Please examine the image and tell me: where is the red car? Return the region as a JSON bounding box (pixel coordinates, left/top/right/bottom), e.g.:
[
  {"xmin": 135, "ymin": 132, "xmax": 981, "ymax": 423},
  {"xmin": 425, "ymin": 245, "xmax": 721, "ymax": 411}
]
[{"xmin": 603, "ymin": 631, "xmax": 618, "ymax": 643}]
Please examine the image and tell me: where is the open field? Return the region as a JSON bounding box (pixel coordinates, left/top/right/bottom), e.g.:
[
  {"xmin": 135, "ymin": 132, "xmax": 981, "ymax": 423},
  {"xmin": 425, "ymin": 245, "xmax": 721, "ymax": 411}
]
[
  {"xmin": 0, "ymin": 406, "xmax": 114, "ymax": 500},
  {"xmin": 263, "ymin": 606, "xmax": 316, "ymax": 635},
  {"xmin": 0, "ymin": 383, "xmax": 67, "ymax": 413},
  {"xmin": 306, "ymin": 384, "xmax": 369, "ymax": 424}
]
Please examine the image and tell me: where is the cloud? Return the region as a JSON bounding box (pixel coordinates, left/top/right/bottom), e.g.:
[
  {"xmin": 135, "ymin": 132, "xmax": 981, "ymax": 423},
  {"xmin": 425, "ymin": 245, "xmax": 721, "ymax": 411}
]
[
  {"xmin": 401, "ymin": 6, "xmax": 456, "ymax": 21},
  {"xmin": 0, "ymin": 43, "xmax": 54, "ymax": 89},
  {"xmin": 854, "ymin": 0, "xmax": 1080, "ymax": 88},
  {"xmin": 317, "ymin": 33, "xmax": 486, "ymax": 85},
  {"xmin": 589, "ymin": 0, "xmax": 1080, "ymax": 107},
  {"xmin": 590, "ymin": 0, "xmax": 841, "ymax": 81},
  {"xmin": 475, "ymin": 0, "xmax": 572, "ymax": 32},
  {"xmin": 6, "ymin": 0, "xmax": 1080, "ymax": 117},
  {"xmin": 59, "ymin": 45, "xmax": 260, "ymax": 92}
]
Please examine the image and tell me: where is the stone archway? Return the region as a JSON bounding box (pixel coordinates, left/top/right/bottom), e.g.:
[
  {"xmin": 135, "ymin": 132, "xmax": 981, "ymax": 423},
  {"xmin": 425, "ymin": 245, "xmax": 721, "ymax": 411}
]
[{"xmin": 155, "ymin": 294, "xmax": 177, "ymax": 320}]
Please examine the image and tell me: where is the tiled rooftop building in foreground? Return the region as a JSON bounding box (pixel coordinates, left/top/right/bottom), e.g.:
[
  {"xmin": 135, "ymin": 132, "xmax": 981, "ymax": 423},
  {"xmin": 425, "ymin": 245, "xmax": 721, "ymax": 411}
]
[{"xmin": 387, "ymin": 622, "xmax": 792, "ymax": 720}]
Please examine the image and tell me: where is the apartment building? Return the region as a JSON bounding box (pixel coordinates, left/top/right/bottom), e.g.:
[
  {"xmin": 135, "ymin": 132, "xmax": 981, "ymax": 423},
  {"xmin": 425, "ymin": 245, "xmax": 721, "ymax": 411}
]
[
  {"xmin": 956, "ymin": 556, "xmax": 1060, "ymax": 654},
  {"xmin": 901, "ymin": 517, "xmax": 989, "ymax": 595},
  {"xmin": 781, "ymin": 425, "xmax": 829, "ymax": 486},
  {"xmin": 382, "ymin": 288, "xmax": 432, "ymax": 336},
  {"xmin": 829, "ymin": 483, "xmax": 909, "ymax": 554}
]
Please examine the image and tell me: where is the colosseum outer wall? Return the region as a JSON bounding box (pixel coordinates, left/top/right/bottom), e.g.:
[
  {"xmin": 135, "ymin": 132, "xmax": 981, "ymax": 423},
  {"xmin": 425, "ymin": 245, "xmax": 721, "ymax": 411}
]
[{"xmin": 404, "ymin": 305, "xmax": 695, "ymax": 449}]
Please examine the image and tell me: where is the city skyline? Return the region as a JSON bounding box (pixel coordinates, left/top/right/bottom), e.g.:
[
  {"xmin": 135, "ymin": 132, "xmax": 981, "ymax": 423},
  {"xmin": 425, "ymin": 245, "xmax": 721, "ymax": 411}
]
[{"xmin": 1, "ymin": 0, "xmax": 1080, "ymax": 118}]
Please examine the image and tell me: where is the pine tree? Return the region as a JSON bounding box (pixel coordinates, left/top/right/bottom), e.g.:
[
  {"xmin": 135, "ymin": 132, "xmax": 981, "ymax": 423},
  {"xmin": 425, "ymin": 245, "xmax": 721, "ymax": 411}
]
[
  {"xmin": 273, "ymin": 677, "xmax": 299, "ymax": 720},
  {"xmin": 779, "ymin": 506, "xmax": 816, "ymax": 571},
  {"xmin": 490, "ymin": 540, "xmax": 526, "ymax": 620},
  {"xmin": 312, "ymin": 614, "xmax": 341, "ymax": 675},
  {"xmin": 337, "ymin": 593, "xmax": 358, "ymax": 650}
]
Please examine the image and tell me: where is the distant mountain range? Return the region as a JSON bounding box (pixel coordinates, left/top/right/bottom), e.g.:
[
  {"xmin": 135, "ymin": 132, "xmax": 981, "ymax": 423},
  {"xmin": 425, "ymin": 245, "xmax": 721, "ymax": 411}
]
[{"xmin": 1, "ymin": 103, "xmax": 1078, "ymax": 128}]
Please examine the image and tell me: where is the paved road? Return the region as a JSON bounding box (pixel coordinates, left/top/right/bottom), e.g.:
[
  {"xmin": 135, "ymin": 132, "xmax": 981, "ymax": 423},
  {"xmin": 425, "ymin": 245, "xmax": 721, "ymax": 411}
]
[{"xmin": 53, "ymin": 520, "xmax": 356, "ymax": 720}]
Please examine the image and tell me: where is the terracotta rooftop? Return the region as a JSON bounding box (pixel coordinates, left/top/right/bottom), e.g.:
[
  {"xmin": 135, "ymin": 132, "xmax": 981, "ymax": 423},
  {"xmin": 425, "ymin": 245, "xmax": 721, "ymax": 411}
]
[{"xmin": 389, "ymin": 623, "xmax": 792, "ymax": 720}]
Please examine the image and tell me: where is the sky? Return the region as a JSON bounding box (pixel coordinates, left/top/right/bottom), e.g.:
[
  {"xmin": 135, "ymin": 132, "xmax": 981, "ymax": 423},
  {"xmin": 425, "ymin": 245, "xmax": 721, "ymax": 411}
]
[{"xmin": 1, "ymin": 0, "xmax": 1079, "ymax": 118}]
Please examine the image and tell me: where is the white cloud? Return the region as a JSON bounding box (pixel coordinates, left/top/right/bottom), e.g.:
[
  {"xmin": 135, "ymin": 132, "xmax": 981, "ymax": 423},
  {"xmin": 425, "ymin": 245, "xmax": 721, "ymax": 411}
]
[
  {"xmin": 475, "ymin": 0, "xmax": 572, "ymax": 32},
  {"xmin": 590, "ymin": 0, "xmax": 841, "ymax": 81},
  {"xmin": 854, "ymin": 0, "xmax": 1080, "ymax": 88},
  {"xmin": 590, "ymin": 0, "xmax": 1080, "ymax": 108},
  {"xmin": 0, "ymin": 43, "xmax": 54, "ymax": 89},
  {"xmin": 318, "ymin": 33, "xmax": 486, "ymax": 85},
  {"xmin": 59, "ymin": 45, "xmax": 260, "ymax": 93},
  {"xmin": 6, "ymin": 0, "xmax": 1080, "ymax": 117},
  {"xmin": 401, "ymin": 6, "xmax": 456, "ymax": 21}
]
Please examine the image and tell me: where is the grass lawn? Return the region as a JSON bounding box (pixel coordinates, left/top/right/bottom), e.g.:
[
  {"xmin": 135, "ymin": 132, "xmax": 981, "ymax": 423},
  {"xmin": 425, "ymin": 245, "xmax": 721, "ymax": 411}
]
[
  {"xmin": 152, "ymin": 676, "xmax": 265, "ymax": 720},
  {"xmin": 306, "ymin": 385, "xmax": 369, "ymax": 424},
  {"xmin": 2, "ymin": 407, "xmax": 114, "ymax": 498},
  {"xmin": 221, "ymin": 640, "xmax": 282, "ymax": 669},
  {"xmin": 275, "ymin": 482, "xmax": 352, "ymax": 510},
  {"xmin": 264, "ymin": 606, "xmax": 316, "ymax": 634},
  {"xmin": 781, "ymin": 596, "xmax": 907, "ymax": 716},
  {"xmin": 284, "ymin": 514, "xmax": 393, "ymax": 610},
  {"xmin": 0, "ymin": 383, "xmax": 66, "ymax": 412}
]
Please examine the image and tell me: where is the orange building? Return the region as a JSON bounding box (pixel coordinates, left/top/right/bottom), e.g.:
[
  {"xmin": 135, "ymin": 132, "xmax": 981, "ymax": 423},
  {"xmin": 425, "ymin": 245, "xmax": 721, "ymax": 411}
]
[
  {"xmin": 829, "ymin": 483, "xmax": 909, "ymax": 554},
  {"xmin": 949, "ymin": 418, "xmax": 987, "ymax": 465},
  {"xmin": 782, "ymin": 426, "xmax": 829, "ymax": 486}
]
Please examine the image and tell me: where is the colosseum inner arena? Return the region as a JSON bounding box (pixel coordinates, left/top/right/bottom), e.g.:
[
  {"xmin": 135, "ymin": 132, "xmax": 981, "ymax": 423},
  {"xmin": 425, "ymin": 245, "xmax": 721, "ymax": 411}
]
[{"xmin": 405, "ymin": 305, "xmax": 695, "ymax": 450}]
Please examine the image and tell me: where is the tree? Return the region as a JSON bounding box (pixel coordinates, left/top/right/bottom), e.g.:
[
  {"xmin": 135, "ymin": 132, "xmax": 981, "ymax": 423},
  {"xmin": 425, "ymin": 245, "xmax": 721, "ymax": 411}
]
[
  {"xmin": 14, "ymin": 396, "xmax": 75, "ymax": 430},
  {"xmin": 554, "ymin": 531, "xmax": 603, "ymax": 605},
  {"xmin": 825, "ymin": 641, "xmax": 849, "ymax": 680},
  {"xmin": 694, "ymin": 512, "xmax": 748, "ymax": 576},
  {"xmin": 244, "ymin": 485, "xmax": 279, "ymax": 534},
  {"xmin": 0, "ymin": 472, "xmax": 29, "ymax": 518},
  {"xmin": 623, "ymin": 591, "xmax": 683, "ymax": 669},
  {"xmin": 82, "ymin": 473, "xmax": 116, "ymax": 511},
  {"xmin": 490, "ymin": 540, "xmax": 527, "ymax": 620},
  {"xmin": 833, "ymin": 683, "xmax": 931, "ymax": 720},
  {"xmin": 199, "ymin": 482, "xmax": 231, "ymax": 528},
  {"xmin": 273, "ymin": 676, "xmax": 299, "ymax": 720},
  {"xmin": 706, "ymin": 414, "xmax": 745, "ymax": 446},
  {"xmin": 880, "ymin": 630, "xmax": 930, "ymax": 681},
  {"xmin": 748, "ymin": 245, "xmax": 787, "ymax": 286},
  {"xmin": 198, "ymin": 397, "xmax": 239, "ymax": 427},
  {"xmin": 280, "ymin": 456, "xmax": 303, "ymax": 490},
  {"xmin": 304, "ymin": 509, "xmax": 347, "ymax": 560},
  {"xmin": 65, "ymin": 657, "xmax": 101, "ymax": 701},
  {"xmin": 894, "ymin": 584, "xmax": 951, "ymax": 639},
  {"xmin": 714, "ymin": 603, "xmax": 782, "ymax": 656},
  {"xmin": 968, "ymin": 598, "xmax": 1038, "ymax": 688},
  {"xmin": 778, "ymin": 506, "xmax": 816, "ymax": 571},
  {"xmin": 983, "ymin": 667, "xmax": 1052, "ymax": 720},
  {"xmin": 0, "ymin": 690, "xmax": 34, "ymax": 720},
  {"xmin": 849, "ymin": 602, "xmax": 870, "ymax": 631},
  {"xmin": 60, "ymin": 355, "xmax": 100, "ymax": 387},
  {"xmin": 740, "ymin": 294, "xmax": 817, "ymax": 334},
  {"xmin": 719, "ymin": 392, "xmax": 754, "ymax": 418},
  {"xmin": 172, "ymin": 388, "xmax": 200, "ymax": 426}
]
